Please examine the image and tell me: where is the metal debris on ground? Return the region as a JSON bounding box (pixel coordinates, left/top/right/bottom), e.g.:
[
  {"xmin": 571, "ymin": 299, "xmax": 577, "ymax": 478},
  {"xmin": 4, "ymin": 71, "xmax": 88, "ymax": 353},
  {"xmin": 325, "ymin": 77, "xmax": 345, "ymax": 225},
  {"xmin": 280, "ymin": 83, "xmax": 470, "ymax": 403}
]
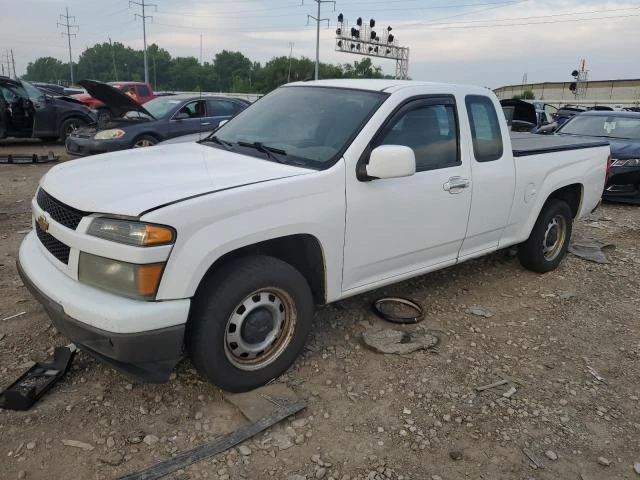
[
  {"xmin": 0, "ymin": 344, "xmax": 77, "ymax": 411},
  {"xmin": 466, "ymin": 306, "xmax": 494, "ymax": 318},
  {"xmin": 569, "ymin": 238, "xmax": 616, "ymax": 264},
  {"xmin": 2, "ymin": 311, "xmax": 26, "ymax": 321},
  {"xmin": 0, "ymin": 151, "xmax": 59, "ymax": 164},
  {"xmin": 362, "ymin": 328, "xmax": 438, "ymax": 355},
  {"xmin": 502, "ymin": 386, "xmax": 518, "ymax": 398},
  {"xmin": 475, "ymin": 379, "xmax": 508, "ymax": 392},
  {"xmin": 118, "ymin": 396, "xmax": 306, "ymax": 480},
  {"xmin": 522, "ymin": 447, "xmax": 543, "ymax": 469},
  {"xmin": 587, "ymin": 366, "xmax": 607, "ymax": 384},
  {"xmin": 371, "ymin": 297, "xmax": 424, "ymax": 324},
  {"xmin": 62, "ymin": 439, "xmax": 95, "ymax": 451}
]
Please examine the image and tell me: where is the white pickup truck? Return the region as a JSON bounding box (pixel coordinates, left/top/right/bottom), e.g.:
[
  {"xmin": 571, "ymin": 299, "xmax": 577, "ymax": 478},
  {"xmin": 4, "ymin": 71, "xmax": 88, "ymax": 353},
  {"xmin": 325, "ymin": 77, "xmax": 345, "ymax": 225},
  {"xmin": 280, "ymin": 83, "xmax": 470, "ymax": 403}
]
[{"xmin": 18, "ymin": 80, "xmax": 610, "ymax": 392}]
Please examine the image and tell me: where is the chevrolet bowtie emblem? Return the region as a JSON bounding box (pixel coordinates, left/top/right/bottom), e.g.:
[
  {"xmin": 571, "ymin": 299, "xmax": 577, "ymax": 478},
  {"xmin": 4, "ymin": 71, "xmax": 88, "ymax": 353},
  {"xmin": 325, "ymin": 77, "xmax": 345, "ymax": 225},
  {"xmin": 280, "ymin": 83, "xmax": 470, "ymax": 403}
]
[{"xmin": 36, "ymin": 215, "xmax": 49, "ymax": 232}]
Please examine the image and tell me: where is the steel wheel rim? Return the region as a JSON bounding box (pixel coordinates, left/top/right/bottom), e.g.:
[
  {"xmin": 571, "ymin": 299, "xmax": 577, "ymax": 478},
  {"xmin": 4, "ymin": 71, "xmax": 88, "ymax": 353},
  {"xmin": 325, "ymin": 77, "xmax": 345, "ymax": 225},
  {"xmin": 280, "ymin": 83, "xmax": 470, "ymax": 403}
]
[
  {"xmin": 542, "ymin": 214, "xmax": 567, "ymax": 261},
  {"xmin": 134, "ymin": 139, "xmax": 155, "ymax": 148},
  {"xmin": 224, "ymin": 288, "xmax": 297, "ymax": 371}
]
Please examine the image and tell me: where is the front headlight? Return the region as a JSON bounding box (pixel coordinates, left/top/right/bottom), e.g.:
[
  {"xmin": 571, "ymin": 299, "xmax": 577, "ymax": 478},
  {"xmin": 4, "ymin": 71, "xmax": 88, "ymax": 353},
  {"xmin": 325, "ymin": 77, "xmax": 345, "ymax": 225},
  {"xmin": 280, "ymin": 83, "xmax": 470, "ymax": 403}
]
[
  {"xmin": 79, "ymin": 252, "xmax": 164, "ymax": 300},
  {"xmin": 611, "ymin": 158, "xmax": 640, "ymax": 167},
  {"xmin": 87, "ymin": 218, "xmax": 175, "ymax": 246},
  {"xmin": 94, "ymin": 129, "xmax": 125, "ymax": 140}
]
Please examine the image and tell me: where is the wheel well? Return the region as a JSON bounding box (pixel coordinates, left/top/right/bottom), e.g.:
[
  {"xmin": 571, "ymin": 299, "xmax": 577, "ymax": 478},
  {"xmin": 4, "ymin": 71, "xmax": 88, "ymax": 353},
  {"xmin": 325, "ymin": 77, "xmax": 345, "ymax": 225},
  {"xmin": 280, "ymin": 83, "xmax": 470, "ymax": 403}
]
[
  {"xmin": 134, "ymin": 132, "xmax": 161, "ymax": 142},
  {"xmin": 199, "ymin": 235, "xmax": 326, "ymax": 305},
  {"xmin": 547, "ymin": 183, "xmax": 582, "ymax": 218}
]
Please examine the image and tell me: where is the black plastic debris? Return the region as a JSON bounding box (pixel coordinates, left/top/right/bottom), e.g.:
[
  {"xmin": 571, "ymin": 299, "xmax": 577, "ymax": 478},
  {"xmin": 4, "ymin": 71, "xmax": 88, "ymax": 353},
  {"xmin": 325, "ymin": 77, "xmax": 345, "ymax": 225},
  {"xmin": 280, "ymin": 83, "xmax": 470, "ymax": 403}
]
[
  {"xmin": 0, "ymin": 151, "xmax": 59, "ymax": 164},
  {"xmin": 0, "ymin": 344, "xmax": 76, "ymax": 411},
  {"xmin": 372, "ymin": 297, "xmax": 424, "ymax": 324}
]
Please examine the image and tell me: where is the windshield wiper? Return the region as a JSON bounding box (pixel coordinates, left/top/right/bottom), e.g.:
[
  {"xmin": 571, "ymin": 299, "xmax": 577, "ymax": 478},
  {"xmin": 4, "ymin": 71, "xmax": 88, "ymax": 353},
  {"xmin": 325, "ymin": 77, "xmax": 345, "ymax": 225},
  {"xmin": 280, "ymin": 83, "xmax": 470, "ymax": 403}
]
[
  {"xmin": 200, "ymin": 135, "xmax": 234, "ymax": 150},
  {"xmin": 237, "ymin": 141, "xmax": 288, "ymax": 163}
]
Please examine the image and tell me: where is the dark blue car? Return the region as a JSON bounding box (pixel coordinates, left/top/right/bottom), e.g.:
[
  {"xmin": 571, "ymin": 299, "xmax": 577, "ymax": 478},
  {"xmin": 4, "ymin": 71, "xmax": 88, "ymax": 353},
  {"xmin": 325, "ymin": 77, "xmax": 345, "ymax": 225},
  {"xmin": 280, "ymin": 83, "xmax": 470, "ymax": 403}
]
[
  {"xmin": 556, "ymin": 111, "xmax": 640, "ymax": 204},
  {"xmin": 66, "ymin": 80, "xmax": 249, "ymax": 156}
]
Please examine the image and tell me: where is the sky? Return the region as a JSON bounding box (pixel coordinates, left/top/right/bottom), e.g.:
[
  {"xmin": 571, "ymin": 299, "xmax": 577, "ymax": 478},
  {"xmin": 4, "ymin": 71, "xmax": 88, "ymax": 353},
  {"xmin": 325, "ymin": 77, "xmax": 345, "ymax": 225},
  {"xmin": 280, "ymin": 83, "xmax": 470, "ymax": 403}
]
[{"xmin": 1, "ymin": 0, "xmax": 639, "ymax": 88}]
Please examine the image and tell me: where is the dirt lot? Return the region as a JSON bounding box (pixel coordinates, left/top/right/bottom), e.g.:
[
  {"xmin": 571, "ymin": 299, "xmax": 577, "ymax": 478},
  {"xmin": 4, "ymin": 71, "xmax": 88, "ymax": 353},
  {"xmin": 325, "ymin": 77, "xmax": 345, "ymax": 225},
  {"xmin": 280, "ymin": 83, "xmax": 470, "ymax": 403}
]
[{"xmin": 1, "ymin": 141, "xmax": 639, "ymax": 480}]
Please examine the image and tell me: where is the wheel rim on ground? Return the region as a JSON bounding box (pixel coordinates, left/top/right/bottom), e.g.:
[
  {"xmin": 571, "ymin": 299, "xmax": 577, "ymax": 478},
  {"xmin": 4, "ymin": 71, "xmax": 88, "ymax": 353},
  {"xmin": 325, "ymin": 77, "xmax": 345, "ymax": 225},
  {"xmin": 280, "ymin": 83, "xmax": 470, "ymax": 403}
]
[
  {"xmin": 133, "ymin": 138, "xmax": 155, "ymax": 148},
  {"xmin": 224, "ymin": 288, "xmax": 297, "ymax": 371},
  {"xmin": 542, "ymin": 214, "xmax": 567, "ymax": 261},
  {"xmin": 65, "ymin": 121, "xmax": 80, "ymax": 137}
]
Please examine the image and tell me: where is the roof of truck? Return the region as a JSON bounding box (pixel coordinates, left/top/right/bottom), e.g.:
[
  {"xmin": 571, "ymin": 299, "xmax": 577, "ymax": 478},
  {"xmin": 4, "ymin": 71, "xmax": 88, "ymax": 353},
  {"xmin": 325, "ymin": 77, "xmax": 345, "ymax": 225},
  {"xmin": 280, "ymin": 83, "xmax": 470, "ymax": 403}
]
[{"xmin": 287, "ymin": 79, "xmax": 491, "ymax": 94}]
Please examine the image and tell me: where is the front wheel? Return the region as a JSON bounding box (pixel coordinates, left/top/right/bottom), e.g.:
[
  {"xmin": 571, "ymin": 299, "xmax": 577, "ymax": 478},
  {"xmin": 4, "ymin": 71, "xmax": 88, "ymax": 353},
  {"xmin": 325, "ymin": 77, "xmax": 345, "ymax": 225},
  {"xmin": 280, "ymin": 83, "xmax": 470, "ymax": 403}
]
[
  {"xmin": 132, "ymin": 134, "xmax": 158, "ymax": 148},
  {"xmin": 518, "ymin": 199, "xmax": 573, "ymax": 273},
  {"xmin": 186, "ymin": 255, "xmax": 314, "ymax": 392},
  {"xmin": 59, "ymin": 117, "xmax": 88, "ymax": 142}
]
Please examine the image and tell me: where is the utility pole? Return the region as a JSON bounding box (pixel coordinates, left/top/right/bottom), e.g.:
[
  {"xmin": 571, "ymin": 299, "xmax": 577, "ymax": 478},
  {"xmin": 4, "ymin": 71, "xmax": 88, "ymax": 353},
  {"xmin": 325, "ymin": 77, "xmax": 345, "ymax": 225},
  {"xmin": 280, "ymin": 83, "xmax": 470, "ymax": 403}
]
[
  {"xmin": 109, "ymin": 37, "xmax": 118, "ymax": 81},
  {"xmin": 57, "ymin": 7, "xmax": 79, "ymax": 84},
  {"xmin": 287, "ymin": 42, "xmax": 295, "ymax": 83},
  {"xmin": 304, "ymin": 0, "xmax": 335, "ymax": 80},
  {"xmin": 10, "ymin": 49, "xmax": 16, "ymax": 79},
  {"xmin": 130, "ymin": 0, "xmax": 157, "ymax": 85},
  {"xmin": 199, "ymin": 34, "xmax": 203, "ymax": 66},
  {"xmin": 3, "ymin": 50, "xmax": 10, "ymax": 79}
]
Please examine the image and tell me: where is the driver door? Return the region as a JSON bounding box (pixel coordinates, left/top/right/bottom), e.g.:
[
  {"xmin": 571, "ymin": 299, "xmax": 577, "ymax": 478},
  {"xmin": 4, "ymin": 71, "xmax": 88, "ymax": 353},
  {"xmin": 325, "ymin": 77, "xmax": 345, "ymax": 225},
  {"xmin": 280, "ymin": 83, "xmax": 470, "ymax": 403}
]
[
  {"xmin": 168, "ymin": 100, "xmax": 206, "ymax": 138},
  {"xmin": 342, "ymin": 97, "xmax": 473, "ymax": 292}
]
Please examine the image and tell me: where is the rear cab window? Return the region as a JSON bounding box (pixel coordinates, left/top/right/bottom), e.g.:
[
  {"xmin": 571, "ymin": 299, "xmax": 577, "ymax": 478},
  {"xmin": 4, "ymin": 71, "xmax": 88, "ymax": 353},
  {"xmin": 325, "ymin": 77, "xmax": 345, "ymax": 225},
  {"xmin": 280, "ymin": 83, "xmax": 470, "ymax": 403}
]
[
  {"xmin": 465, "ymin": 95, "xmax": 504, "ymax": 162},
  {"xmin": 136, "ymin": 85, "xmax": 151, "ymax": 97}
]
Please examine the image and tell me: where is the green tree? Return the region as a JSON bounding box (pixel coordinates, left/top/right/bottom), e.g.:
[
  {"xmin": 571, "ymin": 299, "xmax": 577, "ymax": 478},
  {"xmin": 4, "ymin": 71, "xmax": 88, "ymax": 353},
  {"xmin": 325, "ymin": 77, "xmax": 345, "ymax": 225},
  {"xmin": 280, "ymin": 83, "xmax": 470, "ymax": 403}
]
[
  {"xmin": 212, "ymin": 51, "xmax": 252, "ymax": 92},
  {"xmin": 23, "ymin": 57, "xmax": 69, "ymax": 83},
  {"xmin": 341, "ymin": 58, "xmax": 387, "ymax": 79}
]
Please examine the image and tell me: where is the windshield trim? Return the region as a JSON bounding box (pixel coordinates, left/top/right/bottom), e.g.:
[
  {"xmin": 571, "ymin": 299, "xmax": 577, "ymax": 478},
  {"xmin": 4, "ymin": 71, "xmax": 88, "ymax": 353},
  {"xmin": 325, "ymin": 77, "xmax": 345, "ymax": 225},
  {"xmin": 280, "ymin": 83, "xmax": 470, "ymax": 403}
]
[{"xmin": 213, "ymin": 85, "xmax": 390, "ymax": 170}]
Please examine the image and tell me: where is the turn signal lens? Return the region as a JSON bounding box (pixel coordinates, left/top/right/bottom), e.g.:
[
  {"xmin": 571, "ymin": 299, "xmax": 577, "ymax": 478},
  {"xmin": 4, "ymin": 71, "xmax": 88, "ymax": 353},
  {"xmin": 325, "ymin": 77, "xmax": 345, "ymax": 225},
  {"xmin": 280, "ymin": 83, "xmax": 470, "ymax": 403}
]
[
  {"xmin": 143, "ymin": 225, "xmax": 174, "ymax": 246},
  {"xmin": 136, "ymin": 263, "xmax": 165, "ymax": 297}
]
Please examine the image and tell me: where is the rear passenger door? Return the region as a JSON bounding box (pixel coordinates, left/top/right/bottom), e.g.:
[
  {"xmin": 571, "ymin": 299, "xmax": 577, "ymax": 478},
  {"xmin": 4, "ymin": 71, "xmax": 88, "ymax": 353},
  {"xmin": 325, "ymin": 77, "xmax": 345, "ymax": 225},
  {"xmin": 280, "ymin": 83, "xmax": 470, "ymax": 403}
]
[
  {"xmin": 458, "ymin": 94, "xmax": 516, "ymax": 259},
  {"xmin": 204, "ymin": 99, "xmax": 239, "ymax": 130},
  {"xmin": 343, "ymin": 97, "xmax": 473, "ymax": 292}
]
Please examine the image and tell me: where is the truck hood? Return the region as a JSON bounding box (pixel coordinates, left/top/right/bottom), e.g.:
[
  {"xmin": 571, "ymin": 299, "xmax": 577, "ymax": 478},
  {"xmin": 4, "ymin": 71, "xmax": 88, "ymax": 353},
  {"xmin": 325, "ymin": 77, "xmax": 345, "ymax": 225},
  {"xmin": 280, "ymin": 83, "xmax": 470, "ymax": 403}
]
[{"xmin": 40, "ymin": 143, "xmax": 314, "ymax": 217}]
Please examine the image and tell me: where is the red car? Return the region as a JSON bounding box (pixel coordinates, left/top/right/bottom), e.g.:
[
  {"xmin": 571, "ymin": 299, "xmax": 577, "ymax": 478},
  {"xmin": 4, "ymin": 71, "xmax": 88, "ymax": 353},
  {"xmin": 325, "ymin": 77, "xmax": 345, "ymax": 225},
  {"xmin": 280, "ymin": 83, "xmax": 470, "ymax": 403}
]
[{"xmin": 73, "ymin": 81, "xmax": 155, "ymax": 124}]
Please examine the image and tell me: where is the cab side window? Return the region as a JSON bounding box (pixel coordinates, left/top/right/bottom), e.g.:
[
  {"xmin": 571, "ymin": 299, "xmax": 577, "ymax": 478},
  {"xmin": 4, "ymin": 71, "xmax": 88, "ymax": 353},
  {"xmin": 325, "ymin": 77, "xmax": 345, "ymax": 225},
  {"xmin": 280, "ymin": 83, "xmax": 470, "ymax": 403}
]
[
  {"xmin": 465, "ymin": 95, "xmax": 503, "ymax": 162},
  {"xmin": 377, "ymin": 102, "xmax": 460, "ymax": 172},
  {"xmin": 177, "ymin": 100, "xmax": 206, "ymax": 118}
]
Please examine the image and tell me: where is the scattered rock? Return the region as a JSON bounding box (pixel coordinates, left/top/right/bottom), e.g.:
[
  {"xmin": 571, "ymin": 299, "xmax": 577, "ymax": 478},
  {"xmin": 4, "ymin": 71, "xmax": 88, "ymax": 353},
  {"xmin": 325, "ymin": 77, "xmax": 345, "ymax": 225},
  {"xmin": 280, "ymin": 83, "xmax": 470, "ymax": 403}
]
[
  {"xmin": 315, "ymin": 467, "xmax": 327, "ymax": 479},
  {"xmin": 545, "ymin": 450, "xmax": 558, "ymax": 461},
  {"xmin": 597, "ymin": 456, "xmax": 611, "ymax": 467},
  {"xmin": 126, "ymin": 432, "xmax": 145, "ymax": 444},
  {"xmin": 449, "ymin": 450, "xmax": 463, "ymax": 461},
  {"xmin": 431, "ymin": 476, "xmax": 442, "ymax": 480},
  {"xmin": 99, "ymin": 452, "xmax": 124, "ymax": 466},
  {"xmin": 61, "ymin": 440, "xmax": 94, "ymax": 451},
  {"xmin": 288, "ymin": 476, "xmax": 306, "ymax": 480},
  {"xmin": 362, "ymin": 329, "xmax": 438, "ymax": 354},
  {"xmin": 466, "ymin": 306, "xmax": 493, "ymax": 318},
  {"xmin": 106, "ymin": 437, "xmax": 115, "ymax": 449},
  {"xmin": 17, "ymin": 471, "xmax": 26, "ymax": 480},
  {"xmin": 633, "ymin": 463, "xmax": 640, "ymax": 475},
  {"xmin": 238, "ymin": 445, "xmax": 252, "ymax": 456},
  {"xmin": 403, "ymin": 408, "xmax": 412, "ymax": 415},
  {"xmin": 26, "ymin": 441, "xmax": 36, "ymax": 450},
  {"xmin": 143, "ymin": 435, "xmax": 159, "ymax": 446},
  {"xmin": 195, "ymin": 411, "xmax": 203, "ymax": 420}
]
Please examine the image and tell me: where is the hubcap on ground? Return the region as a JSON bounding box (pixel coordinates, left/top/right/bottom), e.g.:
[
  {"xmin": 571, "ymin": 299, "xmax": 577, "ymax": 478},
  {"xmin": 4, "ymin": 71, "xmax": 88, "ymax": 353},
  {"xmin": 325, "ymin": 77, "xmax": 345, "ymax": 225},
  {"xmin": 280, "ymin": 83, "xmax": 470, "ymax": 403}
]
[
  {"xmin": 224, "ymin": 288, "xmax": 297, "ymax": 371},
  {"xmin": 542, "ymin": 215, "xmax": 567, "ymax": 261}
]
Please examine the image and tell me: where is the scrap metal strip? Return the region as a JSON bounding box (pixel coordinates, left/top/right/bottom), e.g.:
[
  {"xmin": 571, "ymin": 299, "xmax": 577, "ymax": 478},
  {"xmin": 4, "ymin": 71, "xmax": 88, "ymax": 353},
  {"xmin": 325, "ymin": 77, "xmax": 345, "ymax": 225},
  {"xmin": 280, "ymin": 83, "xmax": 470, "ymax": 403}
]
[{"xmin": 117, "ymin": 398, "xmax": 306, "ymax": 480}]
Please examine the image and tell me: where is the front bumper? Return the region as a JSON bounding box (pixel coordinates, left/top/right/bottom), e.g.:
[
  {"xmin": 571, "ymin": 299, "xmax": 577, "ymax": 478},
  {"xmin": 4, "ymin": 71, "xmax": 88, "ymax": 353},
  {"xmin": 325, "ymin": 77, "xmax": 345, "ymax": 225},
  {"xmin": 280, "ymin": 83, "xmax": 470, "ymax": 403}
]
[
  {"xmin": 603, "ymin": 166, "xmax": 640, "ymax": 204},
  {"xmin": 65, "ymin": 135, "xmax": 132, "ymax": 156},
  {"xmin": 17, "ymin": 232, "xmax": 190, "ymax": 382}
]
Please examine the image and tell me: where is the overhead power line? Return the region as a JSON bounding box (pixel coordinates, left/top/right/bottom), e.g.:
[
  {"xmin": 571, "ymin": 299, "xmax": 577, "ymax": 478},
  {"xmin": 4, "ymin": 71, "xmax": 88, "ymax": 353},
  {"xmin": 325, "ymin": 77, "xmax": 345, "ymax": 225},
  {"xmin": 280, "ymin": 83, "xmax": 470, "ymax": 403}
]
[
  {"xmin": 57, "ymin": 7, "xmax": 79, "ymax": 84},
  {"xmin": 130, "ymin": 0, "xmax": 157, "ymax": 85}
]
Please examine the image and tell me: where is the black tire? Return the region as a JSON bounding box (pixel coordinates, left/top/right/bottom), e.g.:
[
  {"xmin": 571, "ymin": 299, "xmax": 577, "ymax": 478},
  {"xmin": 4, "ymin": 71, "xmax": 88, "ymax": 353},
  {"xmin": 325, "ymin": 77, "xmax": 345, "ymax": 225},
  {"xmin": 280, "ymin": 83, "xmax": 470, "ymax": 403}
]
[
  {"xmin": 518, "ymin": 199, "xmax": 573, "ymax": 273},
  {"xmin": 186, "ymin": 255, "xmax": 314, "ymax": 392},
  {"xmin": 58, "ymin": 117, "xmax": 87, "ymax": 142},
  {"xmin": 132, "ymin": 134, "xmax": 158, "ymax": 148}
]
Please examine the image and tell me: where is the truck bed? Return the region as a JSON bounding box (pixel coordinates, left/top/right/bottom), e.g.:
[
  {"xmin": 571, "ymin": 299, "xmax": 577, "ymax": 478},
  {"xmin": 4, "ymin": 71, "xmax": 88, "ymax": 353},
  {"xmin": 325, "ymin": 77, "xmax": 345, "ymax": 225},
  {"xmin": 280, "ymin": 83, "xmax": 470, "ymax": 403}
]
[{"xmin": 510, "ymin": 132, "xmax": 609, "ymax": 157}]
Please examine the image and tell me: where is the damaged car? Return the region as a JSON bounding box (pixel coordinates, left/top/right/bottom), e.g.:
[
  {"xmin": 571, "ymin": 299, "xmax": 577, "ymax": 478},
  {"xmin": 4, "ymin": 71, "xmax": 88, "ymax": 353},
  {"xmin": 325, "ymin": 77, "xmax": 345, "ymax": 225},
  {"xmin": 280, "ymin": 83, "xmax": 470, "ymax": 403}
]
[
  {"xmin": 0, "ymin": 76, "xmax": 96, "ymax": 142},
  {"xmin": 66, "ymin": 80, "xmax": 249, "ymax": 156},
  {"xmin": 556, "ymin": 110, "xmax": 640, "ymax": 204}
]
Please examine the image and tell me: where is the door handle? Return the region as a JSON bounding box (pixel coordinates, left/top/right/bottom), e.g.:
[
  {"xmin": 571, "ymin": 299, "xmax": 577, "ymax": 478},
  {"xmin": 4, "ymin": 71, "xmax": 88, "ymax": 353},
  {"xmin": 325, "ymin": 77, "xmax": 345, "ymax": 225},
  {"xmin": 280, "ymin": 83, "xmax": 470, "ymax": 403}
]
[
  {"xmin": 443, "ymin": 176, "xmax": 470, "ymax": 193},
  {"xmin": 201, "ymin": 122, "xmax": 211, "ymax": 126}
]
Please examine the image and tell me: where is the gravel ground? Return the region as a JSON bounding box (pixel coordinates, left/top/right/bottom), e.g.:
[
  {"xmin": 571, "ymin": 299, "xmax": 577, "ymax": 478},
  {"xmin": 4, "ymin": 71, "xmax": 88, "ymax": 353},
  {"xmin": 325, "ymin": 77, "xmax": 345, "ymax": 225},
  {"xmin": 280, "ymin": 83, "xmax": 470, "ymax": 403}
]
[{"xmin": 0, "ymin": 142, "xmax": 639, "ymax": 480}]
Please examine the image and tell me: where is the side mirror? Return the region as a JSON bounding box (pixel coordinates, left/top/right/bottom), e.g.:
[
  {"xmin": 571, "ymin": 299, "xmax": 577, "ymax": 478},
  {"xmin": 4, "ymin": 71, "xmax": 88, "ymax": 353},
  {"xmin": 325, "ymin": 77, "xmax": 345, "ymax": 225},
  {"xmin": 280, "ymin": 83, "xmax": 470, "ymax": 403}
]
[
  {"xmin": 366, "ymin": 145, "xmax": 416, "ymax": 180},
  {"xmin": 174, "ymin": 112, "xmax": 189, "ymax": 120}
]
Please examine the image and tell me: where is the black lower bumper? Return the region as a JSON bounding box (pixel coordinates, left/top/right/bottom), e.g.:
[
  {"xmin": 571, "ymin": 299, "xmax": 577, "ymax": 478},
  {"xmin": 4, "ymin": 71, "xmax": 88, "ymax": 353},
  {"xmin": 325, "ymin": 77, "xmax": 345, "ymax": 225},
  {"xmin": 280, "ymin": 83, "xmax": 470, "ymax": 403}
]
[
  {"xmin": 65, "ymin": 136, "xmax": 131, "ymax": 156},
  {"xmin": 17, "ymin": 259, "xmax": 185, "ymax": 383}
]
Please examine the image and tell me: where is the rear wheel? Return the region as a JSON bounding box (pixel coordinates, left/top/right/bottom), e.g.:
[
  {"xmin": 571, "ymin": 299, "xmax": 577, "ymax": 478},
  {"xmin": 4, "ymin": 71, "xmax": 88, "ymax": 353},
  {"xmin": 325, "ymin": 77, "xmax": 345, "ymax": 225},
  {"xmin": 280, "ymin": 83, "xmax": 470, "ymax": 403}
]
[
  {"xmin": 59, "ymin": 117, "xmax": 87, "ymax": 142},
  {"xmin": 518, "ymin": 199, "xmax": 573, "ymax": 273},
  {"xmin": 186, "ymin": 255, "xmax": 314, "ymax": 392},
  {"xmin": 132, "ymin": 135, "xmax": 158, "ymax": 148}
]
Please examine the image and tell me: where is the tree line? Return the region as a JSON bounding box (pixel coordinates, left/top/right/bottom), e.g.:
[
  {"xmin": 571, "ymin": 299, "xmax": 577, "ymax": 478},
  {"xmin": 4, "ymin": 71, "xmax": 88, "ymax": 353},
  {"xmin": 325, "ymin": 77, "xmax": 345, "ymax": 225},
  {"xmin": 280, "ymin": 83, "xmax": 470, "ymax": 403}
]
[{"xmin": 23, "ymin": 42, "xmax": 392, "ymax": 93}]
